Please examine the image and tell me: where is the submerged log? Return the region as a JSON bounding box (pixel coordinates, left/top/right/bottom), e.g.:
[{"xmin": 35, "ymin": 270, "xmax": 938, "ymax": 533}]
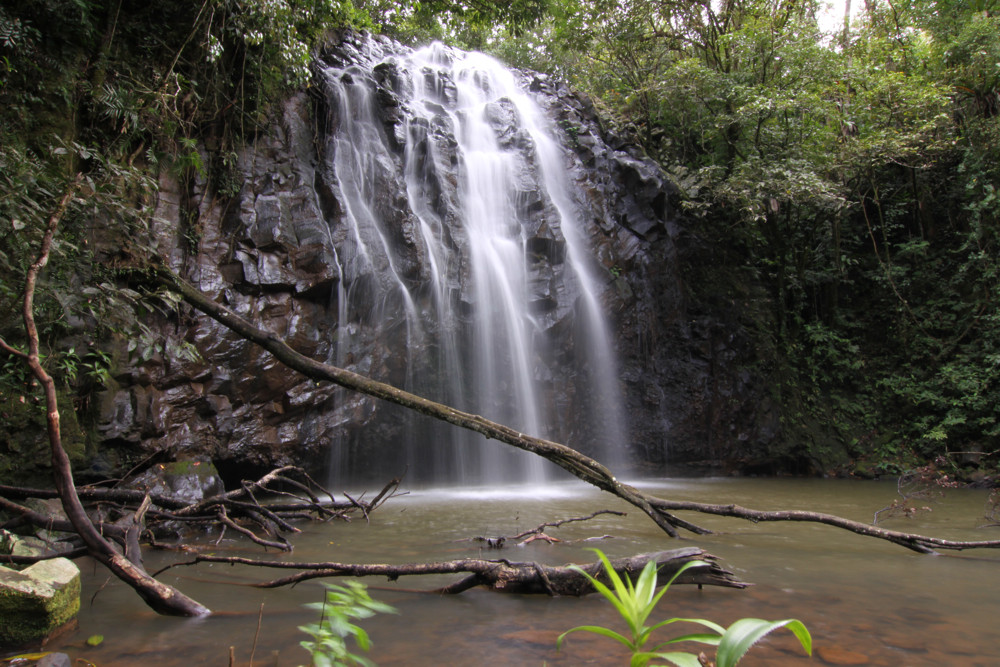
[
  {"xmin": 460, "ymin": 509, "xmax": 627, "ymax": 548},
  {"xmin": 162, "ymin": 547, "xmax": 748, "ymax": 594},
  {"xmin": 434, "ymin": 548, "xmax": 748, "ymax": 595}
]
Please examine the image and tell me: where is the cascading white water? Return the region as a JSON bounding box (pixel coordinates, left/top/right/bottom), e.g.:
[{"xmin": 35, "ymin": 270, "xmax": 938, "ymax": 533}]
[{"xmin": 319, "ymin": 37, "xmax": 626, "ymax": 485}]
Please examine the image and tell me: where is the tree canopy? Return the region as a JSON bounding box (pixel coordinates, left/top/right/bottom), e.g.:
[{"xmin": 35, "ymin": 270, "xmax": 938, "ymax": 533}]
[
  {"xmin": 494, "ymin": 0, "xmax": 1000, "ymax": 475},
  {"xmin": 1, "ymin": 0, "xmax": 999, "ymax": 479}
]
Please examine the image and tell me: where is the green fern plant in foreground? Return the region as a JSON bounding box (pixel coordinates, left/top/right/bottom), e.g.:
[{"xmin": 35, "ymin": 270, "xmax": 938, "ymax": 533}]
[{"xmin": 557, "ymin": 550, "xmax": 812, "ymax": 667}]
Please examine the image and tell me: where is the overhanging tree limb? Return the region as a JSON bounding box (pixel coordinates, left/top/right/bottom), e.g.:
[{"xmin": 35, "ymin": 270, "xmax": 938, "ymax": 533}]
[
  {"xmin": 157, "ymin": 267, "xmax": 1000, "ymax": 555},
  {"xmin": 154, "ymin": 266, "xmax": 696, "ymax": 539}
]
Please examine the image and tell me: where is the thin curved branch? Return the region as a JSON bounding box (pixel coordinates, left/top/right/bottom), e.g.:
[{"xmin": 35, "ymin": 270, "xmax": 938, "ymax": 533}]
[
  {"xmin": 3, "ymin": 177, "xmax": 210, "ymax": 616},
  {"xmin": 645, "ymin": 498, "xmax": 1000, "ymax": 554}
]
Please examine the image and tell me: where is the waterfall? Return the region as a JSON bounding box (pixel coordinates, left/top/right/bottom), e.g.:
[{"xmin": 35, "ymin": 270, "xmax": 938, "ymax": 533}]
[{"xmin": 317, "ymin": 36, "xmax": 627, "ymax": 485}]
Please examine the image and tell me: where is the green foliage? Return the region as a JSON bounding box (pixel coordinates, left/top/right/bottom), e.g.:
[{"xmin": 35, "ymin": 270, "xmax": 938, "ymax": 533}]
[
  {"xmin": 379, "ymin": 0, "xmax": 548, "ymax": 48},
  {"xmin": 556, "ymin": 550, "xmax": 811, "ymax": 667},
  {"xmin": 0, "ymin": 0, "xmax": 377, "ymax": 203},
  {"xmin": 55, "ymin": 347, "xmax": 113, "ymax": 388},
  {"xmin": 298, "ymin": 581, "xmax": 396, "ymax": 667},
  {"xmin": 0, "ymin": 139, "xmax": 174, "ymax": 375},
  {"xmin": 714, "ymin": 617, "xmax": 812, "ymax": 667}
]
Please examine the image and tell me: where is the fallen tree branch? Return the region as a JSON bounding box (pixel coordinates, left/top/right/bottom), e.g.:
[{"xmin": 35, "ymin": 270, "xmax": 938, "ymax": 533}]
[
  {"xmin": 155, "ymin": 268, "xmax": 1000, "ymax": 554},
  {"xmin": 155, "ymin": 268, "xmax": 698, "ymax": 539},
  {"xmin": 0, "ymin": 484, "xmax": 190, "ymax": 510},
  {"xmin": 172, "ymin": 466, "xmax": 322, "ymax": 517},
  {"xmin": 642, "ymin": 497, "xmax": 1000, "ymax": 555},
  {"xmin": 0, "ymin": 547, "xmax": 88, "ymax": 566},
  {"xmin": 462, "ymin": 509, "xmax": 627, "ymax": 548},
  {"xmin": 1, "ymin": 471, "xmax": 403, "ymax": 559},
  {"xmin": 215, "ymin": 505, "xmax": 290, "ymax": 552},
  {"xmin": 0, "ymin": 468, "xmax": 393, "ymax": 518},
  {"xmin": 117, "ymin": 493, "xmax": 152, "ymax": 567},
  {"xmin": 157, "ymin": 547, "xmax": 747, "ymax": 594},
  {"xmin": 0, "ymin": 495, "xmax": 126, "ymax": 542}
]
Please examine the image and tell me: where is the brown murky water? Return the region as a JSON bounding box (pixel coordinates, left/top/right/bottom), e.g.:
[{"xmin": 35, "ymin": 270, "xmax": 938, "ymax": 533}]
[{"xmin": 20, "ymin": 478, "xmax": 1000, "ymax": 665}]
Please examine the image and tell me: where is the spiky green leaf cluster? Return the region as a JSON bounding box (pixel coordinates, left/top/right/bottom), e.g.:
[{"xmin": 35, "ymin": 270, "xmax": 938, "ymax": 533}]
[{"xmin": 556, "ymin": 549, "xmax": 811, "ymax": 667}]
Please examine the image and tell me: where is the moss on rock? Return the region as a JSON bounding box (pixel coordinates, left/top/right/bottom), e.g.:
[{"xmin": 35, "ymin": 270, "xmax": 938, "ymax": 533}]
[
  {"xmin": 0, "ymin": 389, "xmax": 87, "ymax": 487},
  {"xmin": 0, "ymin": 533, "xmax": 81, "ymax": 647}
]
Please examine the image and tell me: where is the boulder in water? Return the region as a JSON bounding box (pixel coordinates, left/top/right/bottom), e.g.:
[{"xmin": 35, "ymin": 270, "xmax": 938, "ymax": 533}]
[{"xmin": 0, "ymin": 531, "xmax": 81, "ymax": 648}]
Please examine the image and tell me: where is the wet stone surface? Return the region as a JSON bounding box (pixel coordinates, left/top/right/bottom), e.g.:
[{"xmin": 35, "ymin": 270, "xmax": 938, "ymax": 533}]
[{"xmin": 0, "ymin": 532, "xmax": 81, "ymax": 649}]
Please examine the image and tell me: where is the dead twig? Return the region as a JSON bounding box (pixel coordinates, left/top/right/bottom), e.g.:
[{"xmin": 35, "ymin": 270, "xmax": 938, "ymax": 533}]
[
  {"xmin": 249, "ymin": 602, "xmax": 264, "ymax": 666},
  {"xmin": 462, "ymin": 509, "xmax": 627, "ymax": 548},
  {"xmin": 216, "ymin": 506, "xmax": 291, "ymax": 552}
]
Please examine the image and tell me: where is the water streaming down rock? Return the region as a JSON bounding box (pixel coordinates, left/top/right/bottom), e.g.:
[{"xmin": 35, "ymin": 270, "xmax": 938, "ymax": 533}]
[
  {"xmin": 94, "ymin": 31, "xmax": 778, "ymax": 486},
  {"xmin": 316, "ymin": 37, "xmax": 627, "ymax": 485}
]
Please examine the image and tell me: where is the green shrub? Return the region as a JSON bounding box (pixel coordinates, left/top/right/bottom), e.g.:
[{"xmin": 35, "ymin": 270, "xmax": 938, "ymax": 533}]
[{"xmin": 299, "ymin": 581, "xmax": 396, "ymax": 667}]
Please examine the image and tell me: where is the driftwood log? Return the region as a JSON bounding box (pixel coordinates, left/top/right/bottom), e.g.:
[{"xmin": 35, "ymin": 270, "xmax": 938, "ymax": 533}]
[
  {"xmin": 161, "ymin": 547, "xmax": 747, "ymax": 594},
  {"xmin": 159, "ymin": 267, "xmax": 1000, "ymax": 555}
]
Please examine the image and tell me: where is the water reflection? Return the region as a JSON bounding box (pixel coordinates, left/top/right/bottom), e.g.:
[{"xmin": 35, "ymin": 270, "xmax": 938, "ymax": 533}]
[{"xmin": 28, "ymin": 478, "xmax": 1000, "ymax": 666}]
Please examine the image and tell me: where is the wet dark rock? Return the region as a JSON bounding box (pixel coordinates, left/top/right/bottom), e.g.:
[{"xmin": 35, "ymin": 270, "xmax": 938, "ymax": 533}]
[
  {"xmin": 128, "ymin": 460, "xmax": 225, "ymax": 504},
  {"xmin": 485, "ymin": 98, "xmax": 530, "ymax": 150}
]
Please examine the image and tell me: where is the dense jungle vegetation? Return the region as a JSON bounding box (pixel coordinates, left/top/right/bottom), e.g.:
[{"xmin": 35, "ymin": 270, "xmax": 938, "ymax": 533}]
[{"xmin": 1, "ymin": 0, "xmax": 998, "ymax": 480}]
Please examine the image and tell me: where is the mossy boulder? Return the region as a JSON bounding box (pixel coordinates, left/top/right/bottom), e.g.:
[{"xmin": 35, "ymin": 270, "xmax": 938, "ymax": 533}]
[{"xmin": 0, "ymin": 532, "xmax": 81, "ymax": 648}]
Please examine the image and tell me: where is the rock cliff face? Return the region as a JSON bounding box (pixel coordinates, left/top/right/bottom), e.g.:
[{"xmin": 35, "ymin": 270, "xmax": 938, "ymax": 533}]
[{"xmin": 95, "ymin": 32, "xmax": 774, "ymax": 483}]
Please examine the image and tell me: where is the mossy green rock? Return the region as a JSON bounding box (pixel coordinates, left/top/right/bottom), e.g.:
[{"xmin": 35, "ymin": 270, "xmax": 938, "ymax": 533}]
[{"xmin": 0, "ymin": 557, "xmax": 81, "ymax": 647}]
